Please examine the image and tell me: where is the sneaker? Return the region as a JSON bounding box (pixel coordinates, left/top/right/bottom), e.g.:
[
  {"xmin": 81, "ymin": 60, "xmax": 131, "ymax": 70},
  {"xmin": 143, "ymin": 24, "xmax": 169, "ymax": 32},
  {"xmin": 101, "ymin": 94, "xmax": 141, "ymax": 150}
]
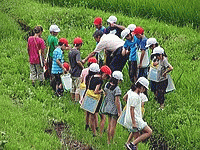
[
  {"xmin": 85, "ymin": 125, "xmax": 89, "ymax": 131},
  {"xmin": 125, "ymin": 143, "xmax": 136, "ymax": 150},
  {"xmin": 159, "ymin": 104, "xmax": 165, "ymax": 110}
]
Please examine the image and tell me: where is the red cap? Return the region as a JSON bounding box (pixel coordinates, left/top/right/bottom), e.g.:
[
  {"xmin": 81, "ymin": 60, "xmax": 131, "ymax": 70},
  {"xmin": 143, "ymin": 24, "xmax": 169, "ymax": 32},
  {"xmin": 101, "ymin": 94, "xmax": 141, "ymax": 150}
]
[
  {"xmin": 100, "ymin": 65, "xmax": 112, "ymax": 76},
  {"xmin": 94, "ymin": 17, "xmax": 102, "ymax": 25},
  {"xmin": 59, "ymin": 38, "xmax": 68, "ymax": 46},
  {"xmin": 88, "ymin": 57, "xmax": 97, "ymax": 63},
  {"xmin": 63, "ymin": 62, "xmax": 69, "ymax": 71},
  {"xmin": 73, "ymin": 37, "xmax": 83, "ymax": 45},
  {"xmin": 133, "ymin": 27, "xmax": 144, "ymax": 35}
]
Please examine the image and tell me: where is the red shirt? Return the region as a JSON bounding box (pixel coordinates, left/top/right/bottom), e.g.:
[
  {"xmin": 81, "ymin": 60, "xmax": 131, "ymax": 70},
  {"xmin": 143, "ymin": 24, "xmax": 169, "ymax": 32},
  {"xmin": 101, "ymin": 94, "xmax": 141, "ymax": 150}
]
[{"xmin": 28, "ymin": 36, "xmax": 46, "ymax": 64}]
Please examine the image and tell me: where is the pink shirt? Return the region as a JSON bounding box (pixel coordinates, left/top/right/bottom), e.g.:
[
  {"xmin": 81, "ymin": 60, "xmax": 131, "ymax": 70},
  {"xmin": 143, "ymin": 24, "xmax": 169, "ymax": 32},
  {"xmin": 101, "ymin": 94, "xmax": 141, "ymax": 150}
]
[
  {"xmin": 28, "ymin": 36, "xmax": 46, "ymax": 64},
  {"xmin": 80, "ymin": 68, "xmax": 89, "ymax": 83}
]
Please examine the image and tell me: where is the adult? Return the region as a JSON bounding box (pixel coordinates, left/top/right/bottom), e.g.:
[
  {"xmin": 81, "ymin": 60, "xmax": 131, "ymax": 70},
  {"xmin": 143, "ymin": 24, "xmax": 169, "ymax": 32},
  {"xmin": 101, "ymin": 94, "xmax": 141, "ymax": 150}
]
[{"xmin": 83, "ymin": 30, "xmax": 129, "ymax": 72}]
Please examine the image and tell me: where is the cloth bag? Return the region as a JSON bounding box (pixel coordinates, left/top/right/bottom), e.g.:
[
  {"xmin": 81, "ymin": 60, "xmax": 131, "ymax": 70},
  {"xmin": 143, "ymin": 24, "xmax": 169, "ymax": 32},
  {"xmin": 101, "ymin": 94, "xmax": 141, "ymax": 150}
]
[
  {"xmin": 136, "ymin": 49, "xmax": 150, "ymax": 68},
  {"xmin": 61, "ymin": 73, "xmax": 72, "ymax": 91}
]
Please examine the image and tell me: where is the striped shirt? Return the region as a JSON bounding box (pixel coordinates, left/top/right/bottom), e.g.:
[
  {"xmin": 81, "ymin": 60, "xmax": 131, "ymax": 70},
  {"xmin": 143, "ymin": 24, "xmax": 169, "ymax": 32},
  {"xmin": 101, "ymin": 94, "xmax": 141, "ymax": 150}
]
[{"xmin": 51, "ymin": 47, "xmax": 64, "ymax": 74}]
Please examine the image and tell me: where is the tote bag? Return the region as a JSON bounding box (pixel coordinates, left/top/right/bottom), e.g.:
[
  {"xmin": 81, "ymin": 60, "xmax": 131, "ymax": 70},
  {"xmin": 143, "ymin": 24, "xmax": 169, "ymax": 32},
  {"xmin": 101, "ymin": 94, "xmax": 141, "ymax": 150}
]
[
  {"xmin": 136, "ymin": 49, "xmax": 150, "ymax": 68},
  {"xmin": 61, "ymin": 73, "xmax": 72, "ymax": 91}
]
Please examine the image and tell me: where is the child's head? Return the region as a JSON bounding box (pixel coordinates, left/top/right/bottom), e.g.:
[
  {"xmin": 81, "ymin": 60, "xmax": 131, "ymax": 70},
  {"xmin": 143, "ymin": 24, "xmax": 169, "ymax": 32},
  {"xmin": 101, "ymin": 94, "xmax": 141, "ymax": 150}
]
[
  {"xmin": 73, "ymin": 37, "xmax": 83, "ymax": 49},
  {"xmin": 63, "ymin": 62, "xmax": 70, "ymax": 71},
  {"xmin": 132, "ymin": 77, "xmax": 149, "ymax": 93},
  {"xmin": 107, "ymin": 16, "xmax": 117, "ymax": 26},
  {"xmin": 100, "ymin": 65, "xmax": 112, "ymax": 80},
  {"xmin": 87, "ymin": 57, "xmax": 97, "ymax": 67},
  {"xmin": 151, "ymin": 47, "xmax": 164, "ymax": 60},
  {"xmin": 133, "ymin": 27, "xmax": 144, "ymax": 39},
  {"xmin": 146, "ymin": 38, "xmax": 158, "ymax": 50},
  {"xmin": 121, "ymin": 28, "xmax": 131, "ymax": 40},
  {"xmin": 89, "ymin": 63, "xmax": 100, "ymax": 75},
  {"xmin": 94, "ymin": 17, "xmax": 103, "ymax": 30},
  {"xmin": 34, "ymin": 26, "xmax": 43, "ymax": 36},
  {"xmin": 49, "ymin": 24, "xmax": 60, "ymax": 35},
  {"xmin": 59, "ymin": 38, "xmax": 68, "ymax": 50},
  {"xmin": 112, "ymin": 71, "xmax": 123, "ymax": 82},
  {"xmin": 127, "ymin": 24, "xmax": 136, "ymax": 32}
]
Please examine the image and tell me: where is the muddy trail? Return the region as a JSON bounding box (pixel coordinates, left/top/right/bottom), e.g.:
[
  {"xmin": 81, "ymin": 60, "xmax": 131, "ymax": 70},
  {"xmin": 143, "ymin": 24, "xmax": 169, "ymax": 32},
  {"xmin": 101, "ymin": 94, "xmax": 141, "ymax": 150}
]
[{"xmin": 45, "ymin": 121, "xmax": 94, "ymax": 150}]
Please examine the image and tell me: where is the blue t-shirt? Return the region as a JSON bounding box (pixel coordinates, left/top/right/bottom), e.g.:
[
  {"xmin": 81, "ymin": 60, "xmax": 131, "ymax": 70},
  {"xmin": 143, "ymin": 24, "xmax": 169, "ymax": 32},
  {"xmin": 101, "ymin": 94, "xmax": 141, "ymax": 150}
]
[
  {"xmin": 124, "ymin": 35, "xmax": 138, "ymax": 61},
  {"xmin": 51, "ymin": 47, "xmax": 64, "ymax": 74},
  {"xmin": 136, "ymin": 36, "xmax": 147, "ymax": 51},
  {"xmin": 96, "ymin": 26, "xmax": 106, "ymax": 34}
]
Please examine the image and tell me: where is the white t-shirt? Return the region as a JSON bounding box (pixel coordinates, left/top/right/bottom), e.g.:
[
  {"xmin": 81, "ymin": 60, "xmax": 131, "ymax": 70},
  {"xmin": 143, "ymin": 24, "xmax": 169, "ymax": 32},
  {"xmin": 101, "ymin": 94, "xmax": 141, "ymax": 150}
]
[
  {"xmin": 94, "ymin": 34, "xmax": 125, "ymax": 53},
  {"xmin": 124, "ymin": 91, "xmax": 142, "ymax": 129},
  {"xmin": 140, "ymin": 93, "xmax": 148, "ymax": 103},
  {"xmin": 127, "ymin": 89, "xmax": 148, "ymax": 103}
]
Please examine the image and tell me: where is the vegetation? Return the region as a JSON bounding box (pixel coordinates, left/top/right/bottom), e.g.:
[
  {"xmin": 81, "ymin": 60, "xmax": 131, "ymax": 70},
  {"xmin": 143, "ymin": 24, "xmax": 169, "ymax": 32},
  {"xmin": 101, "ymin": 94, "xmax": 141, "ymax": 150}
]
[
  {"xmin": 0, "ymin": 0, "xmax": 200, "ymax": 149},
  {"xmin": 35, "ymin": 0, "xmax": 200, "ymax": 29}
]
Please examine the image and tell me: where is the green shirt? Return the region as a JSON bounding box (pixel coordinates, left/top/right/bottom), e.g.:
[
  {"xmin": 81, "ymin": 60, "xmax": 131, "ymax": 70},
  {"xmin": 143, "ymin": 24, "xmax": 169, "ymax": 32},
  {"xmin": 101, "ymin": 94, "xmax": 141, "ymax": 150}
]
[{"xmin": 47, "ymin": 34, "xmax": 58, "ymax": 58}]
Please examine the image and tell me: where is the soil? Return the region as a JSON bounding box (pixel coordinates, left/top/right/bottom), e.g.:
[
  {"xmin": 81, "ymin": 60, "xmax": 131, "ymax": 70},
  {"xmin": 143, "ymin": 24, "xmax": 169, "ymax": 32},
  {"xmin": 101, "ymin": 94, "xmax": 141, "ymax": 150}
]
[{"xmin": 45, "ymin": 121, "xmax": 94, "ymax": 150}]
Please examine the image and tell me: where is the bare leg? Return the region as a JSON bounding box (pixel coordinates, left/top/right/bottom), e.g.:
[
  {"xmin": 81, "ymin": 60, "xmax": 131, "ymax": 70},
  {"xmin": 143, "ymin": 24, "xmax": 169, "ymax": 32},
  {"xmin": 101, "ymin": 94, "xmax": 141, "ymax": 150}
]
[
  {"xmin": 109, "ymin": 117, "xmax": 117, "ymax": 143},
  {"xmin": 71, "ymin": 93, "xmax": 75, "ymax": 101},
  {"xmin": 132, "ymin": 125, "xmax": 152, "ymax": 145},
  {"xmin": 107, "ymin": 116, "xmax": 111, "ymax": 144},
  {"xmin": 75, "ymin": 92, "xmax": 80, "ymax": 102},
  {"xmin": 100, "ymin": 114, "xmax": 106, "ymax": 136},
  {"xmin": 90, "ymin": 113, "xmax": 97, "ymax": 136},
  {"xmin": 85, "ymin": 111, "xmax": 90, "ymax": 130}
]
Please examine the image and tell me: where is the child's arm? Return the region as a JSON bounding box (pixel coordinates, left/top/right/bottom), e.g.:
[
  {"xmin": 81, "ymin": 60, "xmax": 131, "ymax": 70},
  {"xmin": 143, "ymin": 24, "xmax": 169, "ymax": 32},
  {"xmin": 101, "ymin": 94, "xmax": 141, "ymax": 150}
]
[
  {"xmin": 115, "ymin": 96, "xmax": 121, "ymax": 116},
  {"xmin": 138, "ymin": 49, "xmax": 145, "ymax": 68},
  {"xmin": 162, "ymin": 65, "xmax": 173, "ymax": 77},
  {"xmin": 94, "ymin": 84, "xmax": 103, "ymax": 94},
  {"xmin": 123, "ymin": 93, "xmax": 128, "ymax": 102},
  {"xmin": 130, "ymin": 106, "xmax": 137, "ymax": 128},
  {"xmin": 56, "ymin": 59, "xmax": 66, "ymax": 72},
  {"xmin": 77, "ymin": 60, "xmax": 84, "ymax": 69}
]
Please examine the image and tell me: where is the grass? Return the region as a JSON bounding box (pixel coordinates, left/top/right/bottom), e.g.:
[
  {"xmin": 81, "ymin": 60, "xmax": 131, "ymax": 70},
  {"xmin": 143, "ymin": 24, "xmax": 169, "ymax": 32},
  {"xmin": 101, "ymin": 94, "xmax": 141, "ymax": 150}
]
[
  {"xmin": 35, "ymin": 0, "xmax": 200, "ymax": 30},
  {"xmin": 0, "ymin": 0, "xmax": 200, "ymax": 149}
]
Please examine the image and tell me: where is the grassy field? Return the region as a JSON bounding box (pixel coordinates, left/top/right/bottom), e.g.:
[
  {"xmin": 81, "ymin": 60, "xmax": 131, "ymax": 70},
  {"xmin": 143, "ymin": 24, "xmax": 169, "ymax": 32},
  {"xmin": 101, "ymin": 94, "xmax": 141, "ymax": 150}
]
[
  {"xmin": 35, "ymin": 0, "xmax": 200, "ymax": 30},
  {"xmin": 0, "ymin": 0, "xmax": 200, "ymax": 149}
]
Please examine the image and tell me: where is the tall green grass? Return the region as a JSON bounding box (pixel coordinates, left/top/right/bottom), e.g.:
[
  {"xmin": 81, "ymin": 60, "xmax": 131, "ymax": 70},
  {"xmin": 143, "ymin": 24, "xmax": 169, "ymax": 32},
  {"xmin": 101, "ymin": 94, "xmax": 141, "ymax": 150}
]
[
  {"xmin": 35, "ymin": 0, "xmax": 200, "ymax": 30},
  {"xmin": 0, "ymin": 0, "xmax": 200, "ymax": 149}
]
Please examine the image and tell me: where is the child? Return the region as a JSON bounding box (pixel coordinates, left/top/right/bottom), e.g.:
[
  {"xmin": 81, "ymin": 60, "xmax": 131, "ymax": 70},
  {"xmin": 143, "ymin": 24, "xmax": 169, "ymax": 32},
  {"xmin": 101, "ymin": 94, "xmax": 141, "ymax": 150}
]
[
  {"xmin": 133, "ymin": 27, "xmax": 148, "ymax": 79},
  {"xmin": 68, "ymin": 37, "xmax": 84, "ymax": 102},
  {"xmin": 101, "ymin": 71, "xmax": 123, "ymax": 144},
  {"xmin": 93, "ymin": 17, "xmax": 106, "ymax": 67},
  {"xmin": 83, "ymin": 65, "xmax": 112, "ymax": 136},
  {"xmin": 121, "ymin": 28, "xmax": 138, "ymax": 83},
  {"xmin": 105, "ymin": 15, "xmax": 125, "ymax": 38},
  {"xmin": 82, "ymin": 63, "xmax": 100, "ymax": 131},
  {"xmin": 94, "ymin": 17, "xmax": 106, "ymax": 33},
  {"xmin": 51, "ymin": 38, "xmax": 69, "ymax": 96},
  {"xmin": 79, "ymin": 57, "xmax": 97, "ymax": 104},
  {"xmin": 47, "ymin": 24, "xmax": 60, "ymax": 79},
  {"xmin": 151, "ymin": 47, "xmax": 173, "ymax": 109},
  {"xmin": 124, "ymin": 77, "xmax": 152, "ymax": 150},
  {"xmin": 145, "ymin": 38, "xmax": 167, "ymax": 100},
  {"xmin": 27, "ymin": 26, "xmax": 46, "ymax": 86}
]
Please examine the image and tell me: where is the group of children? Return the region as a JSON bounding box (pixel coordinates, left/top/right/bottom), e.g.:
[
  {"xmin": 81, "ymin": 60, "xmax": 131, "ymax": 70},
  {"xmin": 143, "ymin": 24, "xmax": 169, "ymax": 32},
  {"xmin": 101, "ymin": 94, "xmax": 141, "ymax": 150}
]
[{"xmin": 27, "ymin": 15, "xmax": 174, "ymax": 150}]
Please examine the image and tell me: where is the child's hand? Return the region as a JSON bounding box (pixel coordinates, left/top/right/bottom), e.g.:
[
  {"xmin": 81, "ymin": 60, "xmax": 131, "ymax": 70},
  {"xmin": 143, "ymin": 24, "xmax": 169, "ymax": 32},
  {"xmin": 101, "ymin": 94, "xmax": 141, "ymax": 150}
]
[
  {"xmin": 118, "ymin": 111, "xmax": 122, "ymax": 117},
  {"xmin": 132, "ymin": 123, "xmax": 137, "ymax": 129}
]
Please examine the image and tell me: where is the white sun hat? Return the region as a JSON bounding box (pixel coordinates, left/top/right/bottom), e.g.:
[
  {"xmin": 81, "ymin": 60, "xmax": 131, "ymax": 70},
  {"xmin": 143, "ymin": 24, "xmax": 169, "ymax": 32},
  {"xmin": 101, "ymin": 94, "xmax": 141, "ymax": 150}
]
[
  {"xmin": 127, "ymin": 24, "xmax": 136, "ymax": 32},
  {"xmin": 121, "ymin": 28, "xmax": 131, "ymax": 40},
  {"xmin": 112, "ymin": 71, "xmax": 123, "ymax": 80},
  {"xmin": 136, "ymin": 77, "xmax": 149, "ymax": 89},
  {"xmin": 49, "ymin": 25, "xmax": 60, "ymax": 32},
  {"xmin": 151, "ymin": 46, "xmax": 164, "ymax": 55},
  {"xmin": 145, "ymin": 38, "xmax": 158, "ymax": 48},
  {"xmin": 107, "ymin": 16, "xmax": 117, "ymax": 23},
  {"xmin": 89, "ymin": 63, "xmax": 100, "ymax": 73}
]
